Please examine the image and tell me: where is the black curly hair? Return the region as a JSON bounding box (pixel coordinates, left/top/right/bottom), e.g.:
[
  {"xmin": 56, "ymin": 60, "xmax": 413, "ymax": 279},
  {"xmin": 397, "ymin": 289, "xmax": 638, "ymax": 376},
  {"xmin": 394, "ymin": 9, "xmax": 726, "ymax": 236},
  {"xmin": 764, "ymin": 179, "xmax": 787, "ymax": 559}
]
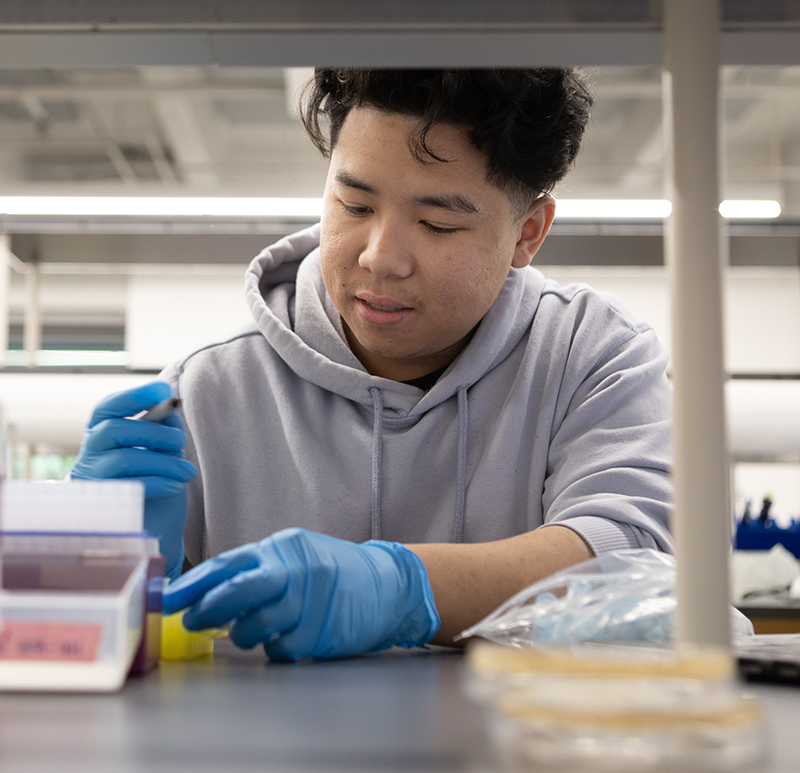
[{"xmin": 299, "ymin": 69, "xmax": 593, "ymax": 215}]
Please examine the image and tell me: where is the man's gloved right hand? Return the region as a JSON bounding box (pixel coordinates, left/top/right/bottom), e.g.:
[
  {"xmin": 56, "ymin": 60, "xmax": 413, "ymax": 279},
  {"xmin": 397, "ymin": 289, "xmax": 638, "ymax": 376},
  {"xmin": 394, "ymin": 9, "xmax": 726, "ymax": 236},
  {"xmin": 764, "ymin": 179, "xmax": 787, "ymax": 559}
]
[
  {"xmin": 163, "ymin": 527, "xmax": 441, "ymax": 661},
  {"xmin": 71, "ymin": 380, "xmax": 196, "ymax": 580}
]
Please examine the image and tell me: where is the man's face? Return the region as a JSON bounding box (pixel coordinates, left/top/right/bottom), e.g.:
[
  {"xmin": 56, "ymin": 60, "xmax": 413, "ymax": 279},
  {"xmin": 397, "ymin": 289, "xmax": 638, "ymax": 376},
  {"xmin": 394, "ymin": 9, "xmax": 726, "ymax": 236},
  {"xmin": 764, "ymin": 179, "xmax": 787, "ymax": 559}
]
[{"xmin": 320, "ymin": 108, "xmax": 552, "ymax": 382}]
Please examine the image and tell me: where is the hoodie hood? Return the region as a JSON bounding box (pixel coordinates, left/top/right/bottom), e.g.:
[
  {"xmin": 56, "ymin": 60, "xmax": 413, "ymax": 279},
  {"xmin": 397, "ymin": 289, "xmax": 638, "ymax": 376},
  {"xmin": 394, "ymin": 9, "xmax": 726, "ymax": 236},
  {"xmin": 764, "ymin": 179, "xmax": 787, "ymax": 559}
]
[
  {"xmin": 245, "ymin": 223, "xmax": 547, "ymax": 418},
  {"xmin": 245, "ymin": 223, "xmax": 551, "ymax": 543}
]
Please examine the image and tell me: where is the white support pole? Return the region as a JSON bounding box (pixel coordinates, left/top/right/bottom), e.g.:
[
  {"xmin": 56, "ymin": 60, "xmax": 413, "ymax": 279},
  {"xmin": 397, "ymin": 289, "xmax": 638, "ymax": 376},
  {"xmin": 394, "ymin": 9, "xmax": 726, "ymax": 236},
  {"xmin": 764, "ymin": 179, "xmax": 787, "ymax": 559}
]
[
  {"xmin": 664, "ymin": 0, "xmax": 731, "ymax": 649},
  {"xmin": 0, "ymin": 403, "xmax": 7, "ymax": 480},
  {"xmin": 0, "ymin": 233, "xmax": 10, "ymax": 365},
  {"xmin": 23, "ymin": 260, "xmax": 41, "ymax": 367},
  {"xmin": 13, "ymin": 440, "xmax": 31, "ymax": 480}
]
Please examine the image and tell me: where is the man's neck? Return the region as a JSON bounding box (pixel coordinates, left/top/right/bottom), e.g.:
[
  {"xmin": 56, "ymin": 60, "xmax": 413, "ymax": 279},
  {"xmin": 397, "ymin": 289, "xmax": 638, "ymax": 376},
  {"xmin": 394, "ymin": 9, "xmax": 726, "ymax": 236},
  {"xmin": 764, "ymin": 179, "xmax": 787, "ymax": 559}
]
[{"xmin": 341, "ymin": 320, "xmax": 476, "ymax": 381}]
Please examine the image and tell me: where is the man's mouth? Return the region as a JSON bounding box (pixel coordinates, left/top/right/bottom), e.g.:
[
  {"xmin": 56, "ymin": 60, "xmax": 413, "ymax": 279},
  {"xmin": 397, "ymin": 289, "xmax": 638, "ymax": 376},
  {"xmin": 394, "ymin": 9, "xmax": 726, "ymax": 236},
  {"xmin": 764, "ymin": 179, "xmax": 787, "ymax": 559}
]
[
  {"xmin": 356, "ymin": 293, "xmax": 413, "ymax": 312},
  {"xmin": 363, "ymin": 300, "xmax": 405, "ymax": 312}
]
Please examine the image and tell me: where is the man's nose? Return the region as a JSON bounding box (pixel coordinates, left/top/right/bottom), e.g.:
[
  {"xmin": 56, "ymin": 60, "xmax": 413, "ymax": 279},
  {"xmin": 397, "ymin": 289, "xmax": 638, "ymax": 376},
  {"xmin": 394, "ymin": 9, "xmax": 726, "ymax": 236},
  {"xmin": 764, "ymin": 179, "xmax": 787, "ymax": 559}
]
[{"xmin": 358, "ymin": 218, "xmax": 415, "ymax": 279}]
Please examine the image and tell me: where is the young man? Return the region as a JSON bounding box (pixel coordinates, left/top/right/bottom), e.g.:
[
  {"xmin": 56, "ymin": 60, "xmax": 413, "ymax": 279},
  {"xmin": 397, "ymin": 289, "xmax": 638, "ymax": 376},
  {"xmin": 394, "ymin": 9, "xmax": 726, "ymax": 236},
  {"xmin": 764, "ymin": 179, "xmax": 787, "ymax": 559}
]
[{"xmin": 72, "ymin": 69, "xmax": 673, "ymax": 660}]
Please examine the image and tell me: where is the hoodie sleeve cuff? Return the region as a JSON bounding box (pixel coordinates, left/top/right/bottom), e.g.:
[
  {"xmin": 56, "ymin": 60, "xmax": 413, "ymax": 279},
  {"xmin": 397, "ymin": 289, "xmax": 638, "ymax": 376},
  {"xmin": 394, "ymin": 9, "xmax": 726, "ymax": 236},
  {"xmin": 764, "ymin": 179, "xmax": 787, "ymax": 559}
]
[{"xmin": 542, "ymin": 516, "xmax": 644, "ymax": 556}]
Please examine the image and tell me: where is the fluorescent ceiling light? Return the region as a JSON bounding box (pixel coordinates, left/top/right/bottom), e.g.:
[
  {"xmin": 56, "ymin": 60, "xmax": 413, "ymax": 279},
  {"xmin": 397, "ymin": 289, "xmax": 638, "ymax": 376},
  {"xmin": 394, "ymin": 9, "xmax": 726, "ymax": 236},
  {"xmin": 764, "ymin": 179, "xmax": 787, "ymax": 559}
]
[
  {"xmin": 0, "ymin": 197, "xmax": 324, "ymax": 218},
  {"xmin": 555, "ymin": 199, "xmax": 782, "ymax": 220},
  {"xmin": 0, "ymin": 197, "xmax": 781, "ymax": 220},
  {"xmin": 555, "ymin": 199, "xmax": 673, "ymax": 219},
  {"xmin": 719, "ymin": 200, "xmax": 782, "ymax": 219}
]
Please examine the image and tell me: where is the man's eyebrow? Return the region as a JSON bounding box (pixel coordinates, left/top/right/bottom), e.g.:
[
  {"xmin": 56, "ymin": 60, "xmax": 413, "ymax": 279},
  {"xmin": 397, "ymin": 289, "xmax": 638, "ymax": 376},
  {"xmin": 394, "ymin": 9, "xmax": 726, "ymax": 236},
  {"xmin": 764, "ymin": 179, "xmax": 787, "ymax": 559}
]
[
  {"xmin": 334, "ymin": 170, "xmax": 377, "ymax": 195},
  {"xmin": 334, "ymin": 169, "xmax": 479, "ymax": 216},
  {"xmin": 415, "ymin": 193, "xmax": 480, "ymax": 216}
]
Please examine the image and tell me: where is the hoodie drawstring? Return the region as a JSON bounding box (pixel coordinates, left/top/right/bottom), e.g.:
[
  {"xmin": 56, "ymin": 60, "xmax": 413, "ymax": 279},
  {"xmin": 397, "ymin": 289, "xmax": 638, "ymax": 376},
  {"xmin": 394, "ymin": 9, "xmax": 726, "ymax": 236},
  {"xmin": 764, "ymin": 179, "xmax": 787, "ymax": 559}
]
[
  {"xmin": 368, "ymin": 384, "xmax": 470, "ymax": 544},
  {"xmin": 452, "ymin": 385, "xmax": 469, "ymax": 544},
  {"xmin": 369, "ymin": 386, "xmax": 384, "ymax": 541}
]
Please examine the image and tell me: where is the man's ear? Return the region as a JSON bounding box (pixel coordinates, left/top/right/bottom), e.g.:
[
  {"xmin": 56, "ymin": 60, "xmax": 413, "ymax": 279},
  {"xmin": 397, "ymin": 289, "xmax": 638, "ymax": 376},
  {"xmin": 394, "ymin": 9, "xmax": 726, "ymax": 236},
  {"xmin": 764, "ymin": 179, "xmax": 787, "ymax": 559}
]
[{"xmin": 511, "ymin": 195, "xmax": 556, "ymax": 269}]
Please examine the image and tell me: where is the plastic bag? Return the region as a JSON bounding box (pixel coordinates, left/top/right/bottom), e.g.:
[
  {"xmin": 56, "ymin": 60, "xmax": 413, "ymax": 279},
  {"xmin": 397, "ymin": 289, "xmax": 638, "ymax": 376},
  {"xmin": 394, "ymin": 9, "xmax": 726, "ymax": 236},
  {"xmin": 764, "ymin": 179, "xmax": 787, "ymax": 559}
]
[
  {"xmin": 730, "ymin": 543, "xmax": 800, "ymax": 604},
  {"xmin": 457, "ymin": 548, "xmax": 754, "ymax": 647}
]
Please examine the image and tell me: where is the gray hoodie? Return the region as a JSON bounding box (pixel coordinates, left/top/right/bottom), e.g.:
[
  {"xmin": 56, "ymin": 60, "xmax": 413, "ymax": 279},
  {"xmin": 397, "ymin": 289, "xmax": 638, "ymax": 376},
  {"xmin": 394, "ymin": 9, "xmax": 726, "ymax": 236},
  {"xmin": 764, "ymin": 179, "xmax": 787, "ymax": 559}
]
[{"xmin": 163, "ymin": 224, "xmax": 673, "ymax": 566}]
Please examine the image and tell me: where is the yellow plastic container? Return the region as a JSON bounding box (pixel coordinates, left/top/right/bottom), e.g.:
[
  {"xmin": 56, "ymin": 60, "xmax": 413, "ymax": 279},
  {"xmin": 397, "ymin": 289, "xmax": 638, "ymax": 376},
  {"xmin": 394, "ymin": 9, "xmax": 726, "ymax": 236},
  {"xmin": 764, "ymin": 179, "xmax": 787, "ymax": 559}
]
[{"xmin": 160, "ymin": 610, "xmax": 228, "ymax": 661}]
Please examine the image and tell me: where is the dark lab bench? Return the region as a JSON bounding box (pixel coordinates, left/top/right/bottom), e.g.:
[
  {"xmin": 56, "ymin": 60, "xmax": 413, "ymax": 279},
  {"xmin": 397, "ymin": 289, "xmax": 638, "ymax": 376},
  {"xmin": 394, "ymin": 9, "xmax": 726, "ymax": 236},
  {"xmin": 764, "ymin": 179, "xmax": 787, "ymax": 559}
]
[{"xmin": 1, "ymin": 638, "xmax": 799, "ymax": 772}]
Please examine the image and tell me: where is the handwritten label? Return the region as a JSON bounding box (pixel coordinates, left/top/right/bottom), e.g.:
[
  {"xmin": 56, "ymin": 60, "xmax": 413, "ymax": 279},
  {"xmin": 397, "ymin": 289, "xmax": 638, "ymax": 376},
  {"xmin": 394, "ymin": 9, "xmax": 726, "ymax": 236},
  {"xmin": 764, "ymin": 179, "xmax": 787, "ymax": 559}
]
[{"xmin": 0, "ymin": 621, "xmax": 103, "ymax": 662}]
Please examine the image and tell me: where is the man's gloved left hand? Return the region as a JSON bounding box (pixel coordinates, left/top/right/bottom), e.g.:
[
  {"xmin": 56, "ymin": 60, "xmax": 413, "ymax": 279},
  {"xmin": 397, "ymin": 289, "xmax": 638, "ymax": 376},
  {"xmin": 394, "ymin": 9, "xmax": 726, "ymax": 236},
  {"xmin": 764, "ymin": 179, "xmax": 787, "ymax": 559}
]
[
  {"xmin": 70, "ymin": 381, "xmax": 196, "ymax": 582},
  {"xmin": 162, "ymin": 527, "xmax": 441, "ymax": 661}
]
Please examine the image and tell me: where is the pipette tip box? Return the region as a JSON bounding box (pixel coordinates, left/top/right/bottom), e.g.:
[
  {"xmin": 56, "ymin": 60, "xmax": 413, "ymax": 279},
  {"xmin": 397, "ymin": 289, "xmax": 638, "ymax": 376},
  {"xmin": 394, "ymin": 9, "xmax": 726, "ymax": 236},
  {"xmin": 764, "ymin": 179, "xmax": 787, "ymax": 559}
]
[{"xmin": 0, "ymin": 480, "xmax": 164, "ymax": 692}]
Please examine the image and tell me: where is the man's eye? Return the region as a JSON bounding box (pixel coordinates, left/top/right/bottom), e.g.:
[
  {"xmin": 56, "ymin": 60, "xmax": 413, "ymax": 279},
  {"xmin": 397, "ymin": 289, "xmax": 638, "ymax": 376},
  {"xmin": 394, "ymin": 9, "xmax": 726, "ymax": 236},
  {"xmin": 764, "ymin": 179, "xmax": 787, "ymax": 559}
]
[
  {"xmin": 341, "ymin": 203, "xmax": 371, "ymax": 216},
  {"xmin": 422, "ymin": 221, "xmax": 460, "ymax": 235}
]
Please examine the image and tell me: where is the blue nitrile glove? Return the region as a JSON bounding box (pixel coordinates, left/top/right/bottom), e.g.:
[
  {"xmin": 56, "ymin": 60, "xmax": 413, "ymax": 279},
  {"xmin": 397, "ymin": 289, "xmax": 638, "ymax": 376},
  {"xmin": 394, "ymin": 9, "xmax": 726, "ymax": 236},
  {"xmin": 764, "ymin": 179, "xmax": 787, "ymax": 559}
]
[
  {"xmin": 71, "ymin": 380, "xmax": 196, "ymax": 581},
  {"xmin": 162, "ymin": 527, "xmax": 441, "ymax": 661}
]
